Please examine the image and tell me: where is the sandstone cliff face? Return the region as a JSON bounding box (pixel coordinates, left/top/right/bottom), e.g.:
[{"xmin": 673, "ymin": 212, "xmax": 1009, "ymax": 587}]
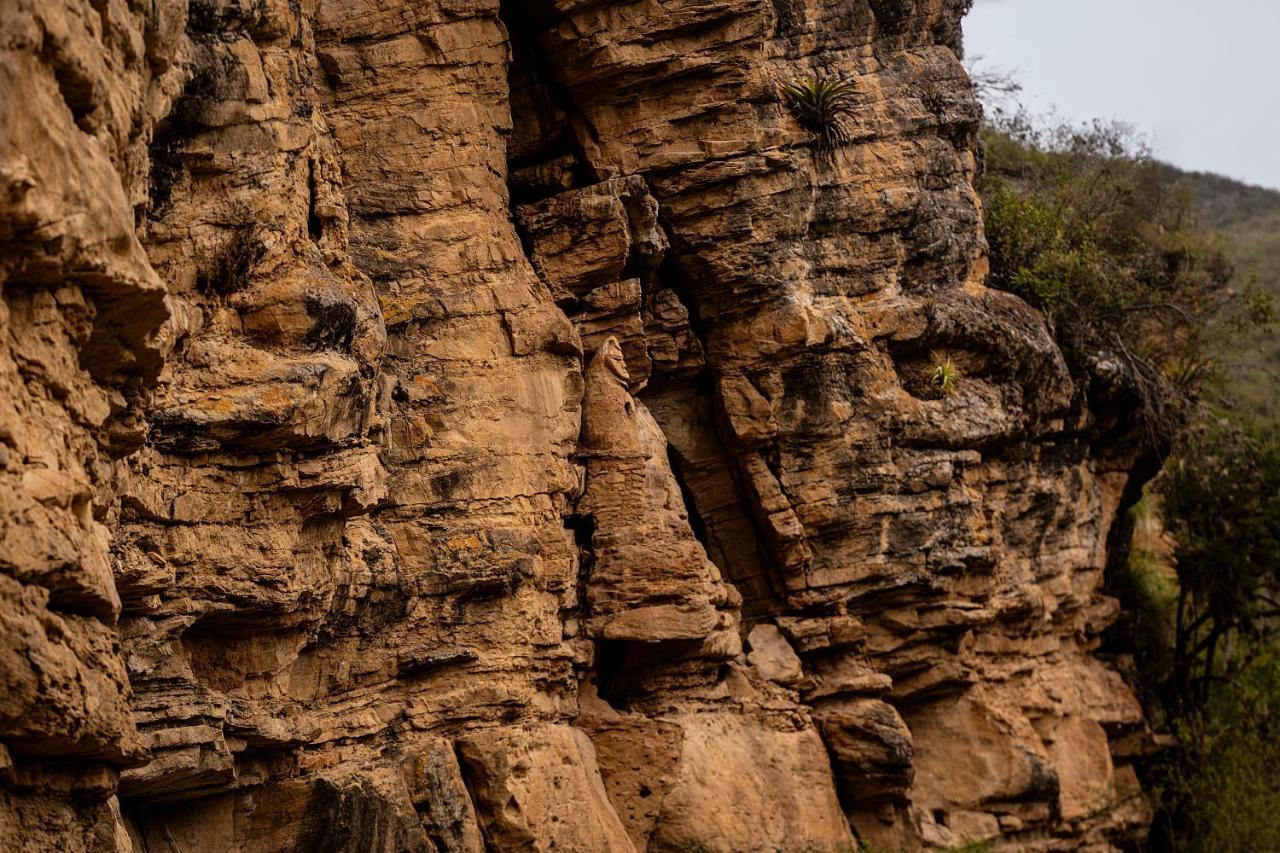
[{"xmin": 0, "ymin": 1, "xmax": 1153, "ymax": 850}]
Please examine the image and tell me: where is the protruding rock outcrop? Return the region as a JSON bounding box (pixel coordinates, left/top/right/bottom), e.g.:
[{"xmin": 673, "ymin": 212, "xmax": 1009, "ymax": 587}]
[{"xmin": 577, "ymin": 338, "xmax": 740, "ymax": 646}]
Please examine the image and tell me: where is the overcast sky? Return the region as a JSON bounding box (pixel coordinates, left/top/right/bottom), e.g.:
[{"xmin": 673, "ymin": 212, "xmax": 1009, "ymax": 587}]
[{"xmin": 964, "ymin": 0, "xmax": 1280, "ymax": 190}]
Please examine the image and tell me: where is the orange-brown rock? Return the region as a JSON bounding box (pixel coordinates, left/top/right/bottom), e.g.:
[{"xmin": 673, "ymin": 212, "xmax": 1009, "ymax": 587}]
[
  {"xmin": 1, "ymin": 0, "xmax": 1156, "ymax": 850},
  {"xmin": 577, "ymin": 338, "xmax": 740, "ymax": 644}
]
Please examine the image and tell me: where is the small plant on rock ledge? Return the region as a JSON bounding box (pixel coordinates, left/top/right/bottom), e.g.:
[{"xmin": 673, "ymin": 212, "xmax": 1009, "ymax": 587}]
[
  {"xmin": 931, "ymin": 354, "xmax": 960, "ymax": 396},
  {"xmin": 781, "ymin": 74, "xmax": 859, "ymax": 151}
]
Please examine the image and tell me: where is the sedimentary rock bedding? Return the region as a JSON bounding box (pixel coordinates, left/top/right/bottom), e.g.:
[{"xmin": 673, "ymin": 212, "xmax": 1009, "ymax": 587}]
[{"xmin": 0, "ymin": 0, "xmax": 1154, "ymax": 850}]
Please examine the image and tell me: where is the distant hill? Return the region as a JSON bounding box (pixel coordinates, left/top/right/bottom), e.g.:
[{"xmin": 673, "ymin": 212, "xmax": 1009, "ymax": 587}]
[
  {"xmin": 1155, "ymin": 166, "xmax": 1280, "ymax": 229},
  {"xmin": 1151, "ymin": 164, "xmax": 1280, "ymax": 418}
]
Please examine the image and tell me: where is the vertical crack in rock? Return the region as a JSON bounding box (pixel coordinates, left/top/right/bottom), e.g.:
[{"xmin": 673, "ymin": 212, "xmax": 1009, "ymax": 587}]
[
  {"xmin": 500, "ymin": 11, "xmax": 857, "ymax": 848},
  {"xmin": 665, "ymin": 443, "xmax": 711, "ymax": 552},
  {"xmin": 575, "ymin": 338, "xmax": 740, "ymax": 648},
  {"xmin": 645, "ymin": 373, "xmax": 791, "ymax": 620},
  {"xmin": 500, "ymin": 0, "xmax": 599, "ymax": 204}
]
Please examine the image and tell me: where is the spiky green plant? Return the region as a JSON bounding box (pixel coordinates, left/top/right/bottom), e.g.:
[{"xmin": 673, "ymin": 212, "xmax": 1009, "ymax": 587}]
[
  {"xmin": 781, "ymin": 75, "xmax": 859, "ymax": 150},
  {"xmin": 931, "ymin": 355, "xmax": 960, "ymax": 396}
]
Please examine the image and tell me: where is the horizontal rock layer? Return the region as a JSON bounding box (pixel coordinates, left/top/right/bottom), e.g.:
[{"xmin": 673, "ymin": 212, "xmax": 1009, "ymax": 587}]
[{"xmin": 0, "ymin": 0, "xmax": 1152, "ymax": 850}]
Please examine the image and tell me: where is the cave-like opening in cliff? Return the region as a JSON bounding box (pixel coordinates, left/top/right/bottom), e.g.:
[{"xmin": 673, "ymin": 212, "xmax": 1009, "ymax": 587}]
[
  {"xmin": 592, "ymin": 637, "xmax": 719, "ymax": 709},
  {"xmin": 498, "ymin": 0, "xmax": 597, "ymax": 205}
]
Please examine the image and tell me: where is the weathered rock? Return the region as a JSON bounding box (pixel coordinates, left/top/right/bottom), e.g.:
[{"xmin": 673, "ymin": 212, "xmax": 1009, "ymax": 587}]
[
  {"xmin": 578, "ymin": 338, "xmax": 740, "ymax": 645},
  {"xmin": 457, "ymin": 724, "xmax": 635, "ymax": 852},
  {"xmin": 399, "ymin": 739, "xmax": 487, "ymax": 853},
  {"xmin": 0, "ymin": 0, "xmax": 1157, "ymax": 850},
  {"xmin": 819, "ymin": 697, "xmax": 917, "ymax": 806},
  {"xmin": 647, "ymin": 711, "xmax": 855, "ymax": 853},
  {"xmin": 133, "ymin": 765, "xmax": 436, "ymax": 853},
  {"xmin": 746, "ymin": 623, "xmax": 804, "ymax": 686},
  {"xmin": 577, "ymin": 706, "xmax": 685, "ymax": 848}
]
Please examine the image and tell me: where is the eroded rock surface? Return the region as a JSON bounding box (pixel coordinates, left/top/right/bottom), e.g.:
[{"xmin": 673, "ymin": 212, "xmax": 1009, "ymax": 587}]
[{"xmin": 1, "ymin": 0, "xmax": 1154, "ymax": 850}]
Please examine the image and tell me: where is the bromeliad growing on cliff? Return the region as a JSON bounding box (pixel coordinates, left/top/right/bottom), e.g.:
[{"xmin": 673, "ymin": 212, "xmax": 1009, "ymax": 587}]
[
  {"xmin": 931, "ymin": 354, "xmax": 960, "ymax": 396},
  {"xmin": 781, "ymin": 75, "xmax": 860, "ymax": 152}
]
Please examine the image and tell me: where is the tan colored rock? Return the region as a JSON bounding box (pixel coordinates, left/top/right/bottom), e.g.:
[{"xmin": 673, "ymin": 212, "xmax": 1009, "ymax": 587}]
[
  {"xmin": 818, "ymin": 698, "xmax": 916, "ymax": 806},
  {"xmin": 648, "ymin": 712, "xmax": 855, "ymax": 853},
  {"xmin": 746, "ymin": 623, "xmax": 804, "ymax": 686},
  {"xmin": 578, "ymin": 338, "xmax": 740, "ymax": 645},
  {"xmin": 457, "ymin": 723, "xmax": 635, "ymax": 852},
  {"xmin": 517, "ymin": 176, "xmax": 664, "ymax": 304},
  {"xmin": 1042, "ymin": 716, "xmax": 1116, "ymax": 822},
  {"xmin": 579, "ymin": 710, "xmax": 685, "ymax": 849},
  {"xmin": 399, "ymin": 739, "xmax": 487, "ymax": 853},
  {"xmin": 907, "ymin": 695, "xmax": 1057, "ymax": 812},
  {"xmin": 0, "ymin": 0, "xmax": 1156, "ymax": 850},
  {"xmin": 0, "ymin": 575, "xmax": 144, "ymax": 763},
  {"xmin": 134, "ymin": 765, "xmax": 436, "ymax": 853}
]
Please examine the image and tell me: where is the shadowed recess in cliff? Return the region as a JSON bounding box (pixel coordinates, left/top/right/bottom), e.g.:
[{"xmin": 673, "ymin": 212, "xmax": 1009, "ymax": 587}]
[{"xmin": 500, "ymin": 0, "xmax": 599, "ymax": 203}]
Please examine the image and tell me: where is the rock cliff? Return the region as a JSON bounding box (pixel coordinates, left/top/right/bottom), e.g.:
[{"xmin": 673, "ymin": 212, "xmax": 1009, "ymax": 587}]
[{"xmin": 0, "ymin": 0, "xmax": 1154, "ymax": 850}]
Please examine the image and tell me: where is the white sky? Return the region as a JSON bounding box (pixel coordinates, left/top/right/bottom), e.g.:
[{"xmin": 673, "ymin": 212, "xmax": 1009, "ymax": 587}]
[{"xmin": 964, "ymin": 0, "xmax": 1280, "ymax": 190}]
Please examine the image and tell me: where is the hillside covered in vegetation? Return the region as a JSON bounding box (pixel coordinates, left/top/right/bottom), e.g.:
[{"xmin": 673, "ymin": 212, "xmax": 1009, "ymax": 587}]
[{"xmin": 1156, "ymin": 165, "xmax": 1280, "ymax": 418}]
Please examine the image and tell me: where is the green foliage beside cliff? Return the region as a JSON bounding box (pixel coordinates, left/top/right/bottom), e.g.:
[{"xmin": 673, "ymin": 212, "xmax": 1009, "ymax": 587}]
[
  {"xmin": 976, "ymin": 98, "xmax": 1280, "ymax": 852},
  {"xmin": 1150, "ymin": 165, "xmax": 1280, "ymax": 419},
  {"xmin": 978, "ymin": 112, "xmax": 1274, "ymax": 446}
]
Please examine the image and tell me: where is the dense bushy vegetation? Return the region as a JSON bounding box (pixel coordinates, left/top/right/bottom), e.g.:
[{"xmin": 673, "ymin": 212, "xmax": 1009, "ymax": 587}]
[
  {"xmin": 975, "ymin": 88, "xmax": 1279, "ymax": 851},
  {"xmin": 1142, "ymin": 421, "xmax": 1280, "ymax": 851},
  {"xmin": 1155, "ymin": 165, "xmax": 1280, "ymax": 419},
  {"xmin": 1155, "ymin": 651, "xmax": 1280, "ymax": 851},
  {"xmin": 1162, "ymin": 422, "xmax": 1280, "ymax": 704},
  {"xmin": 979, "ymin": 109, "xmax": 1272, "ymax": 448}
]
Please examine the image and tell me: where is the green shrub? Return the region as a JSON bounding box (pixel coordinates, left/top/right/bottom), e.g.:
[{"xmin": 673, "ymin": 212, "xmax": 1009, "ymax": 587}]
[
  {"xmin": 1132, "ymin": 420, "xmax": 1280, "ymax": 850},
  {"xmin": 978, "ymin": 112, "xmax": 1269, "ymax": 449},
  {"xmin": 977, "ymin": 87, "xmax": 1280, "ymax": 851},
  {"xmin": 1160, "ymin": 420, "xmax": 1280, "ymax": 707},
  {"xmin": 1152, "ymin": 652, "xmax": 1280, "ymax": 852}
]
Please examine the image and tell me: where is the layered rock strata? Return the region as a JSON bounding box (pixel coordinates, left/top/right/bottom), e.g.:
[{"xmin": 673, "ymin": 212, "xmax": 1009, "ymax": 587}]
[{"xmin": 0, "ymin": 0, "xmax": 1154, "ymax": 850}]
